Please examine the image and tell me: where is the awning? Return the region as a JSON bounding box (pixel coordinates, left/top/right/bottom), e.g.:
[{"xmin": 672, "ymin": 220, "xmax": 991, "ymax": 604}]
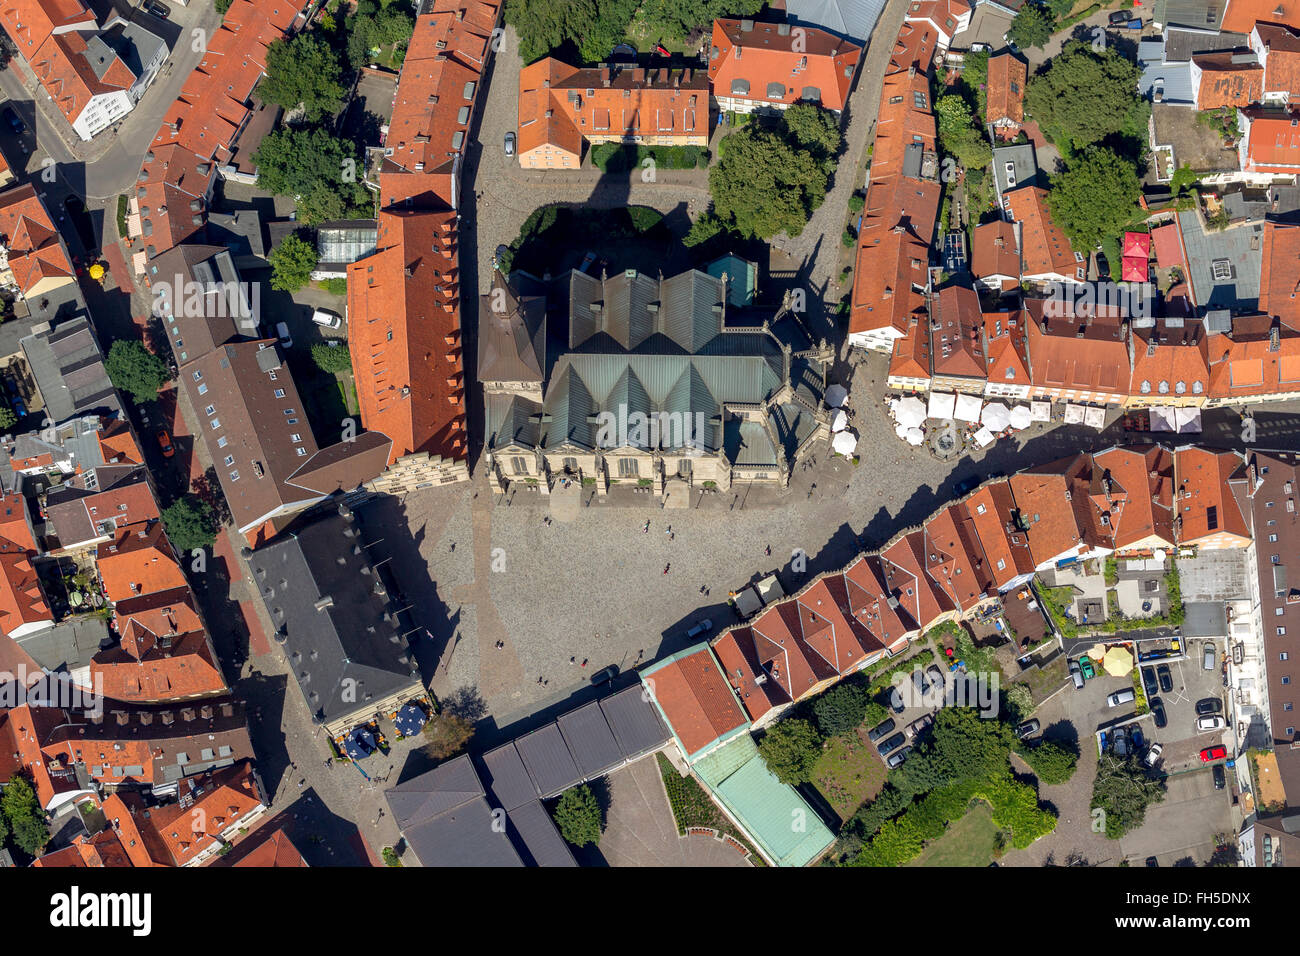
[
  {"xmin": 954, "ymin": 392, "xmax": 983, "ymax": 423},
  {"xmin": 1084, "ymin": 406, "xmax": 1106, "ymax": 429},
  {"xmin": 1063, "ymin": 403, "xmax": 1085, "ymax": 425},
  {"xmin": 1149, "ymin": 406, "xmax": 1176, "ymax": 432},
  {"xmin": 973, "ymin": 426, "xmax": 996, "ymax": 447},
  {"xmin": 1174, "ymin": 407, "xmax": 1201, "ymax": 432},
  {"xmin": 1030, "ymin": 401, "xmax": 1052, "ymax": 422},
  {"xmin": 928, "ymin": 391, "xmax": 956, "ymax": 420}
]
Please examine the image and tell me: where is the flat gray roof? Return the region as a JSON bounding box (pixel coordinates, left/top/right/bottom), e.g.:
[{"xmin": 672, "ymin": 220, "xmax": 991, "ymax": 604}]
[
  {"xmin": 514, "ymin": 722, "xmax": 581, "ymax": 799},
  {"xmin": 1183, "ymin": 601, "xmax": 1229, "ymax": 637},
  {"xmin": 479, "ymin": 741, "xmax": 540, "ymax": 811},
  {"xmin": 557, "ymin": 701, "xmax": 625, "ymax": 780},
  {"xmin": 600, "ymin": 684, "xmax": 671, "ymax": 760}
]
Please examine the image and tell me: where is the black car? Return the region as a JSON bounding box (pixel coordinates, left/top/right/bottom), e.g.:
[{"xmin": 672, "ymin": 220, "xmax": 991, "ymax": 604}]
[
  {"xmin": 1150, "ymin": 697, "xmax": 1167, "ymax": 728},
  {"xmin": 878, "ymin": 731, "xmax": 907, "ymax": 754},
  {"xmin": 1212, "ymin": 764, "xmax": 1226, "ymax": 790},
  {"xmin": 1196, "ymin": 697, "xmax": 1223, "ymax": 716},
  {"xmin": 3, "ymin": 107, "xmax": 23, "ymax": 134},
  {"xmin": 867, "ymin": 718, "xmax": 896, "ymax": 743},
  {"xmin": 888, "ymin": 685, "xmax": 905, "ymax": 713},
  {"xmin": 588, "ymin": 664, "xmax": 618, "ymax": 686},
  {"xmin": 1157, "ymin": 664, "xmax": 1173, "ymax": 694},
  {"xmin": 1142, "ymin": 667, "xmax": 1158, "ymax": 698},
  {"xmin": 1015, "ymin": 719, "xmax": 1041, "ymax": 740},
  {"xmin": 143, "ymin": 0, "xmax": 170, "ymax": 18},
  {"xmin": 1108, "ymin": 9, "xmax": 1131, "ymax": 25}
]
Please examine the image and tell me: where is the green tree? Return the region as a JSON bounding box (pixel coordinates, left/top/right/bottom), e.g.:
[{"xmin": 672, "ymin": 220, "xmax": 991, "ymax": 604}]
[
  {"xmin": 935, "ymin": 94, "xmax": 992, "ymax": 171},
  {"xmin": 1025, "ymin": 41, "xmax": 1149, "ymax": 155},
  {"xmin": 345, "ymin": 4, "xmax": 416, "ymax": 68},
  {"xmin": 1, "ymin": 775, "xmax": 46, "ymax": 856},
  {"xmin": 1046, "ymin": 0, "xmax": 1076, "ymax": 18},
  {"xmin": 161, "ymin": 497, "xmax": 217, "ymax": 553},
  {"xmin": 259, "ymin": 33, "xmax": 345, "ymax": 121},
  {"xmin": 105, "ymin": 340, "xmax": 170, "ymax": 405},
  {"xmin": 505, "ymin": 0, "xmax": 640, "ymax": 64},
  {"xmin": 215, "ymin": 0, "xmax": 232, "ymax": 13},
  {"xmin": 813, "ymin": 681, "xmax": 871, "ymax": 737},
  {"xmin": 311, "ymin": 341, "xmax": 353, "ymax": 374},
  {"xmin": 757, "ymin": 718, "xmax": 823, "ymax": 785},
  {"xmin": 252, "ymin": 127, "xmax": 372, "ymax": 223},
  {"xmin": 270, "ymin": 233, "xmax": 319, "ymax": 292},
  {"xmin": 1046, "ymin": 147, "xmax": 1142, "ymax": 250},
  {"xmin": 422, "ymin": 712, "xmax": 475, "ymax": 759},
  {"xmin": 635, "ymin": 0, "xmax": 762, "ymax": 45},
  {"xmin": 960, "ymin": 48, "xmax": 990, "ymax": 116},
  {"xmin": 710, "ymin": 108, "xmax": 842, "ymax": 240},
  {"xmin": 1091, "ymin": 753, "xmax": 1166, "ymax": 839},
  {"xmin": 0, "ymin": 406, "xmax": 15, "ymax": 431},
  {"xmin": 1007, "ymin": 5, "xmax": 1053, "ymax": 49},
  {"xmin": 552, "ymin": 784, "xmax": 603, "ymax": 846},
  {"xmin": 683, "ymin": 210, "xmax": 726, "ymax": 248},
  {"xmin": 10, "ymin": 815, "xmax": 48, "ymax": 856},
  {"xmin": 1016, "ymin": 739, "xmax": 1079, "ymax": 785}
]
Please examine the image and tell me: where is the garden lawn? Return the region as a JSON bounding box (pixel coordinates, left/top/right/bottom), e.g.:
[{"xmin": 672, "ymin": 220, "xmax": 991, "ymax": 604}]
[
  {"xmin": 812, "ymin": 729, "xmax": 889, "ymax": 826},
  {"xmin": 906, "ymin": 802, "xmax": 998, "ymax": 867}
]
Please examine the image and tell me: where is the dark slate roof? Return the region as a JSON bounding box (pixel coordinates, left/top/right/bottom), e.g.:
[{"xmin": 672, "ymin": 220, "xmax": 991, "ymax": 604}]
[
  {"xmin": 479, "ymin": 741, "xmax": 540, "ymax": 811},
  {"xmin": 386, "ymin": 755, "xmax": 523, "ymax": 867},
  {"xmin": 506, "ymin": 799, "xmax": 577, "ymax": 867},
  {"xmin": 514, "ymin": 722, "xmax": 582, "ymax": 799},
  {"xmin": 248, "ymin": 508, "xmax": 421, "ymax": 726},
  {"xmin": 599, "ymin": 684, "xmax": 671, "ymax": 759},
  {"xmin": 557, "ymin": 701, "xmax": 624, "ymax": 780},
  {"xmin": 22, "ymin": 317, "xmax": 123, "ymax": 424},
  {"xmin": 478, "ymin": 271, "xmax": 547, "ymax": 384}
]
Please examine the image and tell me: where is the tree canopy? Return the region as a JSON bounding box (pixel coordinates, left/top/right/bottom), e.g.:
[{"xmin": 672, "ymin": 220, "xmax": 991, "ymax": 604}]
[
  {"xmin": 259, "ymin": 33, "xmax": 346, "ymax": 121},
  {"xmin": 505, "ymin": 0, "xmax": 637, "ymax": 64},
  {"xmin": 422, "ymin": 712, "xmax": 475, "ymax": 759},
  {"xmin": 345, "ymin": 1, "xmax": 416, "ymax": 68},
  {"xmin": 1007, "ymin": 5, "xmax": 1053, "ymax": 49},
  {"xmin": 270, "ymin": 233, "xmax": 319, "ymax": 292},
  {"xmin": 1016, "ymin": 739, "xmax": 1079, "ymax": 785},
  {"xmin": 252, "ymin": 127, "xmax": 372, "ymax": 224},
  {"xmin": 105, "ymin": 340, "xmax": 170, "ymax": 405},
  {"xmin": 1091, "ymin": 754, "xmax": 1166, "ymax": 839},
  {"xmin": 710, "ymin": 104, "xmax": 842, "ymax": 240},
  {"xmin": 552, "ymin": 784, "xmax": 603, "ymax": 847},
  {"xmin": 1046, "ymin": 147, "xmax": 1143, "ymax": 250},
  {"xmin": 162, "ymin": 497, "xmax": 218, "ymax": 554},
  {"xmin": 757, "ymin": 718, "xmax": 823, "ymax": 785},
  {"xmin": 1025, "ymin": 41, "xmax": 1149, "ymax": 156},
  {"xmin": 312, "ymin": 341, "xmax": 353, "ymax": 374},
  {"xmin": 1, "ymin": 775, "xmax": 48, "ymax": 857},
  {"xmin": 635, "ymin": 0, "xmax": 762, "ymax": 45},
  {"xmin": 935, "ymin": 93, "xmax": 992, "ymax": 171}
]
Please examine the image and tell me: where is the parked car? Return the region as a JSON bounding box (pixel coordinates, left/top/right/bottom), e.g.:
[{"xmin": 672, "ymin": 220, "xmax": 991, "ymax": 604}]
[
  {"xmin": 1069, "ymin": 657, "xmax": 1084, "ymax": 690},
  {"xmin": 1200, "ymin": 745, "xmax": 1227, "ymax": 762},
  {"xmin": 1204, "ymin": 642, "xmax": 1217, "ymax": 670},
  {"xmin": 1131, "ymin": 727, "xmax": 1145, "ymax": 752},
  {"xmin": 589, "ymin": 664, "xmax": 617, "ymax": 685},
  {"xmin": 143, "ymin": 0, "xmax": 170, "ymax": 18},
  {"xmin": 1108, "ymin": 9, "xmax": 1132, "ymax": 24},
  {"xmin": 578, "ymin": 251, "xmax": 598, "ymax": 274},
  {"xmin": 1142, "ymin": 667, "xmax": 1158, "ymax": 698},
  {"xmin": 156, "ymin": 430, "xmax": 174, "ymax": 458},
  {"xmin": 1094, "ymin": 250, "xmax": 1110, "ymax": 278},
  {"xmin": 878, "ymin": 731, "xmax": 907, "ymax": 755},
  {"xmin": 1113, "ymin": 727, "xmax": 1129, "ymax": 757},
  {"xmin": 1212, "ymin": 764, "xmax": 1226, "ymax": 789},
  {"xmin": 1157, "ymin": 664, "xmax": 1173, "ymax": 694},
  {"xmin": 1080, "ymin": 657, "xmax": 1096, "ymax": 680},
  {"xmin": 1152, "ymin": 77, "xmax": 1165, "ymax": 103},
  {"xmin": 1108, "ymin": 688, "xmax": 1136, "ymax": 708},
  {"xmin": 970, "ymin": 41, "xmax": 991, "ymax": 52},
  {"xmin": 504, "ymin": 131, "xmax": 516, "ymax": 156},
  {"xmin": 887, "ymin": 746, "xmax": 912, "ymax": 769},
  {"xmin": 1196, "ymin": 697, "xmax": 1223, "ymax": 716},
  {"xmin": 275, "ymin": 321, "xmax": 293, "ymax": 349},
  {"xmin": 3, "ymin": 107, "xmax": 24, "ymax": 134},
  {"xmin": 1015, "ymin": 719, "xmax": 1040, "ymax": 740},
  {"xmin": 1002, "ymin": 32, "xmax": 1019, "ymax": 52},
  {"xmin": 906, "ymin": 713, "xmax": 933, "ymax": 739},
  {"xmin": 1144, "ymin": 742, "xmax": 1163, "ymax": 768},
  {"xmin": 1120, "ymin": 16, "xmax": 1143, "ymax": 28},
  {"xmin": 888, "ymin": 685, "xmax": 905, "ymax": 713},
  {"xmin": 867, "ymin": 718, "xmax": 896, "ymax": 743},
  {"xmin": 925, "ymin": 665, "xmax": 945, "ymax": 692},
  {"xmin": 685, "ymin": 620, "xmax": 712, "ymax": 639},
  {"xmin": 311, "ymin": 309, "xmax": 343, "ymax": 330},
  {"xmin": 1150, "ymin": 698, "xmax": 1167, "ymax": 728},
  {"xmin": 1197, "ymin": 715, "xmax": 1227, "ymax": 732}
]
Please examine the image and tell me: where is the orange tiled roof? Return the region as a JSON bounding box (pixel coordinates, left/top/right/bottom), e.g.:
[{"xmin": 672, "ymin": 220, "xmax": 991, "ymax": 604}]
[
  {"xmin": 1009, "ymin": 470, "xmax": 1086, "ymax": 566},
  {"xmin": 96, "ymin": 523, "xmax": 187, "ymax": 603},
  {"xmin": 1207, "ymin": 313, "xmax": 1300, "ymax": 399},
  {"xmin": 1130, "ymin": 322, "xmax": 1211, "ymax": 399},
  {"xmin": 1223, "ymin": 0, "xmax": 1300, "ymax": 33},
  {"xmin": 645, "ymin": 646, "xmax": 747, "ymax": 756},
  {"xmin": 1022, "ymin": 300, "xmax": 1130, "ymax": 398},
  {"xmin": 1260, "ymin": 220, "xmax": 1300, "ymax": 321},
  {"xmin": 971, "ymin": 219, "xmax": 1020, "ymax": 287},
  {"xmin": 98, "ymin": 793, "xmax": 161, "ymax": 866},
  {"xmin": 1092, "ymin": 444, "xmax": 1176, "ymax": 550},
  {"xmin": 930, "ymin": 284, "xmax": 986, "ymax": 381},
  {"xmin": 843, "ymin": 554, "xmax": 915, "ymax": 645},
  {"xmin": 923, "ymin": 504, "xmax": 994, "ymax": 610},
  {"xmin": 0, "ymin": 183, "xmax": 75, "ymax": 294},
  {"xmin": 347, "ymin": 209, "xmax": 467, "ymax": 463},
  {"xmin": 889, "ymin": 323, "xmax": 931, "ymax": 381},
  {"xmin": 708, "ymin": 18, "xmax": 862, "ymax": 112},
  {"xmin": 880, "ymin": 530, "xmax": 957, "ymax": 627},
  {"xmin": 96, "ymin": 419, "xmax": 143, "ymax": 466},
  {"xmin": 229, "ymin": 827, "xmax": 307, "ymax": 867},
  {"xmin": 30, "ymin": 30, "xmax": 136, "ymax": 124},
  {"xmin": 983, "ymin": 310, "xmax": 1031, "ymax": 388},
  {"xmin": 1194, "ymin": 52, "xmax": 1263, "ymax": 109},
  {"xmin": 1005, "ymin": 186, "xmax": 1081, "ymax": 280},
  {"xmin": 1256, "ymin": 23, "xmax": 1300, "ymax": 97},
  {"xmin": 0, "ymin": 550, "xmax": 51, "ymax": 635},
  {"xmin": 1244, "ymin": 109, "xmax": 1300, "ymax": 172},
  {"xmin": 517, "ymin": 59, "xmax": 708, "ymax": 161},
  {"xmin": 1174, "ymin": 447, "xmax": 1250, "ymax": 544},
  {"xmin": 963, "ymin": 481, "xmax": 1035, "ymax": 588},
  {"xmin": 92, "ymin": 630, "xmax": 226, "ymax": 704},
  {"xmin": 986, "ymin": 53, "xmax": 1026, "ymax": 132},
  {"xmin": 0, "ymin": 0, "xmax": 96, "ymax": 58},
  {"xmin": 0, "ymin": 704, "xmax": 71, "ymax": 808},
  {"xmin": 0, "ymin": 492, "xmax": 36, "ymax": 553},
  {"xmin": 712, "ymin": 626, "xmax": 788, "ymax": 722}
]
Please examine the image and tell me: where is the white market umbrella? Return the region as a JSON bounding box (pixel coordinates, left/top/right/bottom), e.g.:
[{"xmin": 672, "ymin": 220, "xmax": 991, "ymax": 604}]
[
  {"xmin": 904, "ymin": 427, "xmax": 925, "ymax": 446},
  {"xmin": 1175, "ymin": 407, "xmax": 1202, "ymax": 433},
  {"xmin": 826, "ymin": 383, "xmax": 849, "ymax": 408},
  {"xmin": 832, "ymin": 409, "xmax": 849, "ymax": 432},
  {"xmin": 973, "ymin": 426, "xmax": 996, "ymax": 447},
  {"xmin": 895, "ymin": 422, "xmax": 910, "ymax": 439},
  {"xmin": 1084, "ymin": 406, "xmax": 1107, "ymax": 430},
  {"xmin": 953, "ymin": 393, "xmax": 983, "ymax": 424},
  {"xmin": 1030, "ymin": 401, "xmax": 1052, "ymax": 422},
  {"xmin": 928, "ymin": 391, "xmax": 956, "ymax": 421},
  {"xmin": 1063, "ymin": 403, "xmax": 1085, "ymax": 425},
  {"xmin": 1008, "ymin": 405, "xmax": 1033, "ymax": 430},
  {"xmin": 981, "ymin": 402, "xmax": 1011, "ymax": 431},
  {"xmin": 895, "ymin": 396, "xmax": 926, "ymax": 428},
  {"xmin": 832, "ymin": 430, "xmax": 859, "ymax": 456}
]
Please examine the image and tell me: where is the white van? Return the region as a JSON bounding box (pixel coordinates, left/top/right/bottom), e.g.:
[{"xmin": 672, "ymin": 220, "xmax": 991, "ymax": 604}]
[
  {"xmin": 1107, "ymin": 688, "xmax": 1136, "ymax": 708},
  {"xmin": 311, "ymin": 309, "xmax": 343, "ymax": 330}
]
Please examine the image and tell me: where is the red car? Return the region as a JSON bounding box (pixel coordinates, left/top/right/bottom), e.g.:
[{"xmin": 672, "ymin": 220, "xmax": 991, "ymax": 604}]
[
  {"xmin": 156, "ymin": 430, "xmax": 174, "ymax": 458},
  {"xmin": 1200, "ymin": 745, "xmax": 1227, "ymax": 762}
]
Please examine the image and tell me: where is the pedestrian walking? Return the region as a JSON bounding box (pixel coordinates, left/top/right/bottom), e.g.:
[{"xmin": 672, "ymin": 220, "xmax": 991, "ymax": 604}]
[
  {"xmin": 569, "ymin": 656, "xmax": 576, "ymax": 664},
  {"xmin": 663, "ymin": 563, "xmax": 671, "ymax": 574},
  {"xmin": 765, "ymin": 544, "xmax": 771, "ymax": 557},
  {"xmin": 581, "ymin": 659, "xmax": 588, "ymax": 668}
]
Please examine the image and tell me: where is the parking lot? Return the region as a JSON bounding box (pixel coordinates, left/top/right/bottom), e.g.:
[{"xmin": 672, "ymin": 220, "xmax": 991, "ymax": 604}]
[
  {"xmin": 1139, "ymin": 642, "xmax": 1232, "ymax": 775},
  {"xmin": 1118, "ymin": 768, "xmax": 1235, "ymax": 865}
]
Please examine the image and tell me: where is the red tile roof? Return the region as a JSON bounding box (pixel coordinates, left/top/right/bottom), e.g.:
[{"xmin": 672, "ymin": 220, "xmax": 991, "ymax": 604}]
[
  {"xmin": 644, "ymin": 646, "xmax": 747, "ymax": 756},
  {"xmin": 30, "ymin": 29, "xmax": 136, "ymax": 124},
  {"xmin": 96, "ymin": 522, "xmax": 187, "ymax": 603},
  {"xmin": 0, "ymin": 183, "xmax": 75, "ymax": 294},
  {"xmin": 0, "ymin": 0, "xmax": 96, "ymax": 58},
  {"xmin": 1009, "ymin": 470, "xmax": 1086, "ymax": 566},
  {"xmin": 1194, "ymin": 52, "xmax": 1263, "ymax": 109},
  {"xmin": 1022, "ymin": 299, "xmax": 1131, "ymax": 399},
  {"xmin": 923, "ymin": 504, "xmax": 995, "ymax": 610},
  {"xmin": 929, "ymin": 284, "xmax": 986, "ymax": 381},
  {"xmin": 1223, "ymin": 0, "xmax": 1300, "ymax": 33},
  {"xmin": 228, "ymin": 827, "xmax": 307, "ymax": 867},
  {"xmin": 1206, "ymin": 313, "xmax": 1300, "ymax": 399},
  {"xmin": 986, "ymin": 53, "xmax": 1026, "ymax": 134},
  {"xmin": 34, "ymin": 828, "xmax": 134, "ymax": 868},
  {"xmin": 347, "ymin": 209, "xmax": 467, "ymax": 463},
  {"xmin": 963, "ymin": 481, "xmax": 1035, "ymax": 588},
  {"xmin": 1092, "ymin": 444, "xmax": 1176, "ymax": 551},
  {"xmin": 971, "ymin": 219, "xmax": 1020, "ymax": 287},
  {"xmin": 888, "ymin": 323, "xmax": 932, "ymax": 382},
  {"xmin": 1243, "ymin": 109, "xmax": 1300, "ymax": 173},
  {"xmin": 1130, "ymin": 321, "xmax": 1211, "ymax": 399},
  {"xmin": 983, "ymin": 310, "xmax": 1031, "ymax": 389},
  {"xmin": 0, "ymin": 550, "xmax": 51, "ymax": 636},
  {"xmin": 1260, "ymin": 220, "xmax": 1300, "ymax": 321},
  {"xmin": 708, "ymin": 18, "xmax": 861, "ymax": 112},
  {"xmin": 1005, "ymin": 186, "xmax": 1081, "ymax": 280},
  {"xmin": 1256, "ymin": 23, "xmax": 1300, "ymax": 97},
  {"xmin": 880, "ymin": 530, "xmax": 956, "ymax": 626},
  {"xmin": 713, "ymin": 625, "xmax": 789, "ymax": 722},
  {"xmin": 1174, "ymin": 447, "xmax": 1250, "ymax": 545}
]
